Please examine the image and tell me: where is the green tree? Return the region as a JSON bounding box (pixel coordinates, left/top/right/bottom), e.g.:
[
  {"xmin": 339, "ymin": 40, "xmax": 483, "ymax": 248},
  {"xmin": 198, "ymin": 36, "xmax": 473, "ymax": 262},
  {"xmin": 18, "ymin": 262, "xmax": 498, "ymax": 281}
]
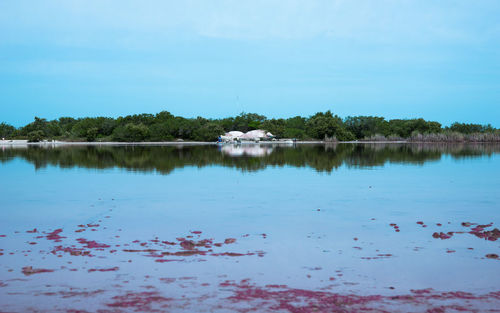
[
  {"xmin": 112, "ymin": 123, "xmax": 150, "ymax": 142},
  {"xmin": 306, "ymin": 111, "xmax": 354, "ymax": 141},
  {"xmin": 19, "ymin": 117, "xmax": 48, "ymax": 137},
  {"xmin": 232, "ymin": 113, "xmax": 266, "ymax": 132},
  {"xmin": 27, "ymin": 130, "xmax": 44, "ymax": 142},
  {"xmin": 0, "ymin": 122, "xmax": 16, "ymax": 139},
  {"xmin": 345, "ymin": 116, "xmax": 389, "ymax": 139},
  {"xmin": 86, "ymin": 127, "xmax": 98, "ymax": 142},
  {"xmin": 448, "ymin": 122, "xmax": 493, "ymax": 134},
  {"xmin": 283, "ymin": 116, "xmax": 307, "ymax": 139},
  {"xmin": 197, "ymin": 123, "xmax": 224, "ymax": 141},
  {"xmin": 261, "ymin": 119, "xmax": 286, "ymax": 138}
]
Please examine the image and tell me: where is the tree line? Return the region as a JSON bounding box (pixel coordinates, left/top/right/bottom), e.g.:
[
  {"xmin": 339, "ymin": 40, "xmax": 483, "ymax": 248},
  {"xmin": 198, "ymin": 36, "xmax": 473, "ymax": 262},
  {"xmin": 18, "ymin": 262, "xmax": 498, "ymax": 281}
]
[{"xmin": 0, "ymin": 111, "xmax": 498, "ymax": 142}]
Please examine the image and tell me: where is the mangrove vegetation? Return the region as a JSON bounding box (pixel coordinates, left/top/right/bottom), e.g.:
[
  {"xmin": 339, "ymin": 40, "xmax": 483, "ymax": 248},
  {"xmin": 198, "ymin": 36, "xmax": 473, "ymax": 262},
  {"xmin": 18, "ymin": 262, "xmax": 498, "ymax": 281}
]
[{"xmin": 1, "ymin": 111, "xmax": 499, "ymax": 142}]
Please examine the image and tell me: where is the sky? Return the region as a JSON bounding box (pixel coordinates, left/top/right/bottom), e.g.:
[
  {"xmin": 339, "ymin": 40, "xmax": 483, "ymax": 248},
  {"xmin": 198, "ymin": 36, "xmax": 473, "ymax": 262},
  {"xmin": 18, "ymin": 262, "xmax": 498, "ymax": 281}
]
[{"xmin": 0, "ymin": 0, "xmax": 499, "ymax": 127}]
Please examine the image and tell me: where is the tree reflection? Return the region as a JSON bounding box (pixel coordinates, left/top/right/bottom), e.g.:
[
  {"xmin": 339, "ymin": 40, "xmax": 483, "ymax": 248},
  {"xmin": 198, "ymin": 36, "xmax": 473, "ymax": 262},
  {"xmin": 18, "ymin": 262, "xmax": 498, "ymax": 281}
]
[{"xmin": 1, "ymin": 143, "xmax": 498, "ymax": 174}]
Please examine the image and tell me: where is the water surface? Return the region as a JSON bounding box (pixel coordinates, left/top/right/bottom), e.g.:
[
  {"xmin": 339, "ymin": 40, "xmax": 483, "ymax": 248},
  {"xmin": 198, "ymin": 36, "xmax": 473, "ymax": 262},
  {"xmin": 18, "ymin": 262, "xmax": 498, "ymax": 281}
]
[{"xmin": 1, "ymin": 143, "xmax": 499, "ymax": 312}]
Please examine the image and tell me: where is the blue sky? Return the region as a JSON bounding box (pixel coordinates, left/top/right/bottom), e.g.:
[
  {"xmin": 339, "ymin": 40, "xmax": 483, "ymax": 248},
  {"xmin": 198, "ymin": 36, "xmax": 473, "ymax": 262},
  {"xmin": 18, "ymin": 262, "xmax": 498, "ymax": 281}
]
[{"xmin": 1, "ymin": 0, "xmax": 499, "ymax": 127}]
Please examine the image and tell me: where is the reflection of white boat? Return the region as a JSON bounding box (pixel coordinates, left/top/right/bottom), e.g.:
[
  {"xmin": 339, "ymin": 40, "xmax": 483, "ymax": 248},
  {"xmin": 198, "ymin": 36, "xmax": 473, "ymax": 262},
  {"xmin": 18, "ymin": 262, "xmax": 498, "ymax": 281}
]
[{"xmin": 221, "ymin": 145, "xmax": 273, "ymax": 157}]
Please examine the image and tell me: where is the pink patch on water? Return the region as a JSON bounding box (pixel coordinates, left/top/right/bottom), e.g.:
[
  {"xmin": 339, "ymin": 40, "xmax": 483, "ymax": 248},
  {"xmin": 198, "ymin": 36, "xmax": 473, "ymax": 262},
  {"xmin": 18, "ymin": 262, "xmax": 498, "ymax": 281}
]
[
  {"xmin": 52, "ymin": 246, "xmax": 90, "ymax": 256},
  {"xmin": 180, "ymin": 240, "xmax": 195, "ymax": 250},
  {"xmin": 88, "ymin": 267, "xmax": 119, "ymax": 272},
  {"xmin": 155, "ymin": 259, "xmax": 183, "ymax": 263},
  {"xmin": 211, "ymin": 252, "xmax": 248, "ymax": 257},
  {"xmin": 432, "ymin": 232, "xmax": 452, "ymax": 240},
  {"xmin": 22, "ymin": 266, "xmax": 54, "ymax": 276},
  {"xmin": 46, "ymin": 229, "xmax": 65, "ymax": 242},
  {"xmin": 106, "ymin": 291, "xmax": 171, "ymax": 310},
  {"xmin": 76, "ymin": 238, "xmax": 110, "ymax": 249}
]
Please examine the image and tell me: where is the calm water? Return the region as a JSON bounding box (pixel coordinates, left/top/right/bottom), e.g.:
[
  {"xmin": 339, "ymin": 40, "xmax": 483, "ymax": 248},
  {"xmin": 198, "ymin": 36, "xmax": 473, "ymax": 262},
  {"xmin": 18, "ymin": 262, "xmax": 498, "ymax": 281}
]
[{"xmin": 0, "ymin": 143, "xmax": 499, "ymax": 312}]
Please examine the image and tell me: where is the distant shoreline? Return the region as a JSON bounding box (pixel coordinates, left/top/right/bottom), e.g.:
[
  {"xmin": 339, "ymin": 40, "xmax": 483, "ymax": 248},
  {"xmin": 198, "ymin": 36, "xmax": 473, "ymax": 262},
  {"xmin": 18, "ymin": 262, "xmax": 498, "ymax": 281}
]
[
  {"xmin": 1, "ymin": 139, "xmax": 499, "ymax": 147},
  {"xmin": 0, "ymin": 140, "xmax": 322, "ymax": 146}
]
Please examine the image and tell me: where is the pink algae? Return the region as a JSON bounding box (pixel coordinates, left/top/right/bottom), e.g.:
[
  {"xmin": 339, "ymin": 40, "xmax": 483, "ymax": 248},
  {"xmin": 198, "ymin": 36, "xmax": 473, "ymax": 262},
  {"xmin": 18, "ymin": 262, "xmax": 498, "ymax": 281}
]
[
  {"xmin": 266, "ymin": 284, "xmax": 288, "ymax": 288},
  {"xmin": 106, "ymin": 291, "xmax": 171, "ymax": 311},
  {"xmin": 432, "ymin": 222, "xmax": 500, "ymax": 242},
  {"xmin": 163, "ymin": 250, "xmax": 206, "ymax": 256},
  {"xmin": 76, "ymin": 238, "xmax": 110, "ymax": 249},
  {"xmin": 432, "ymin": 232, "xmax": 453, "ymax": 240},
  {"xmin": 469, "ymin": 226, "xmax": 500, "ymax": 241},
  {"xmin": 22, "ymin": 266, "xmax": 54, "ymax": 276},
  {"xmin": 155, "ymin": 259, "xmax": 183, "ymax": 263},
  {"xmin": 88, "ymin": 267, "xmax": 119, "ymax": 273},
  {"xmin": 180, "ymin": 240, "xmax": 195, "ymax": 250},
  {"xmin": 52, "ymin": 246, "xmax": 90, "ymax": 256},
  {"xmin": 389, "ymin": 223, "xmax": 400, "ymax": 232},
  {"xmin": 46, "ymin": 229, "xmax": 65, "ymax": 242},
  {"xmin": 211, "ymin": 252, "xmax": 248, "ymax": 257},
  {"xmin": 222, "ymin": 280, "xmax": 383, "ymax": 312},
  {"xmin": 221, "ymin": 281, "xmax": 500, "ymax": 313}
]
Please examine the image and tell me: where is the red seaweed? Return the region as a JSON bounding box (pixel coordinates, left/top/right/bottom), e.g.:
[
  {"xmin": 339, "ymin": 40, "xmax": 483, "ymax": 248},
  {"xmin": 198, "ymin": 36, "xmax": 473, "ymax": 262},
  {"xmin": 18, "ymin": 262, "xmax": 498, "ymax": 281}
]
[
  {"xmin": 22, "ymin": 266, "xmax": 54, "ymax": 276},
  {"xmin": 76, "ymin": 238, "xmax": 111, "ymax": 249},
  {"xmin": 106, "ymin": 291, "xmax": 171, "ymax": 311},
  {"xmin": 88, "ymin": 267, "xmax": 119, "ymax": 273},
  {"xmin": 180, "ymin": 240, "xmax": 195, "ymax": 250},
  {"xmin": 432, "ymin": 232, "xmax": 452, "ymax": 240},
  {"xmin": 46, "ymin": 229, "xmax": 65, "ymax": 242}
]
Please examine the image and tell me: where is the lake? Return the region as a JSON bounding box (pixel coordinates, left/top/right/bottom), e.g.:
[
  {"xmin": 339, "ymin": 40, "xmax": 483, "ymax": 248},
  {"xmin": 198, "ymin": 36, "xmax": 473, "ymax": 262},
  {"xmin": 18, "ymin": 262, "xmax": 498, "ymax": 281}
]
[{"xmin": 0, "ymin": 143, "xmax": 499, "ymax": 312}]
